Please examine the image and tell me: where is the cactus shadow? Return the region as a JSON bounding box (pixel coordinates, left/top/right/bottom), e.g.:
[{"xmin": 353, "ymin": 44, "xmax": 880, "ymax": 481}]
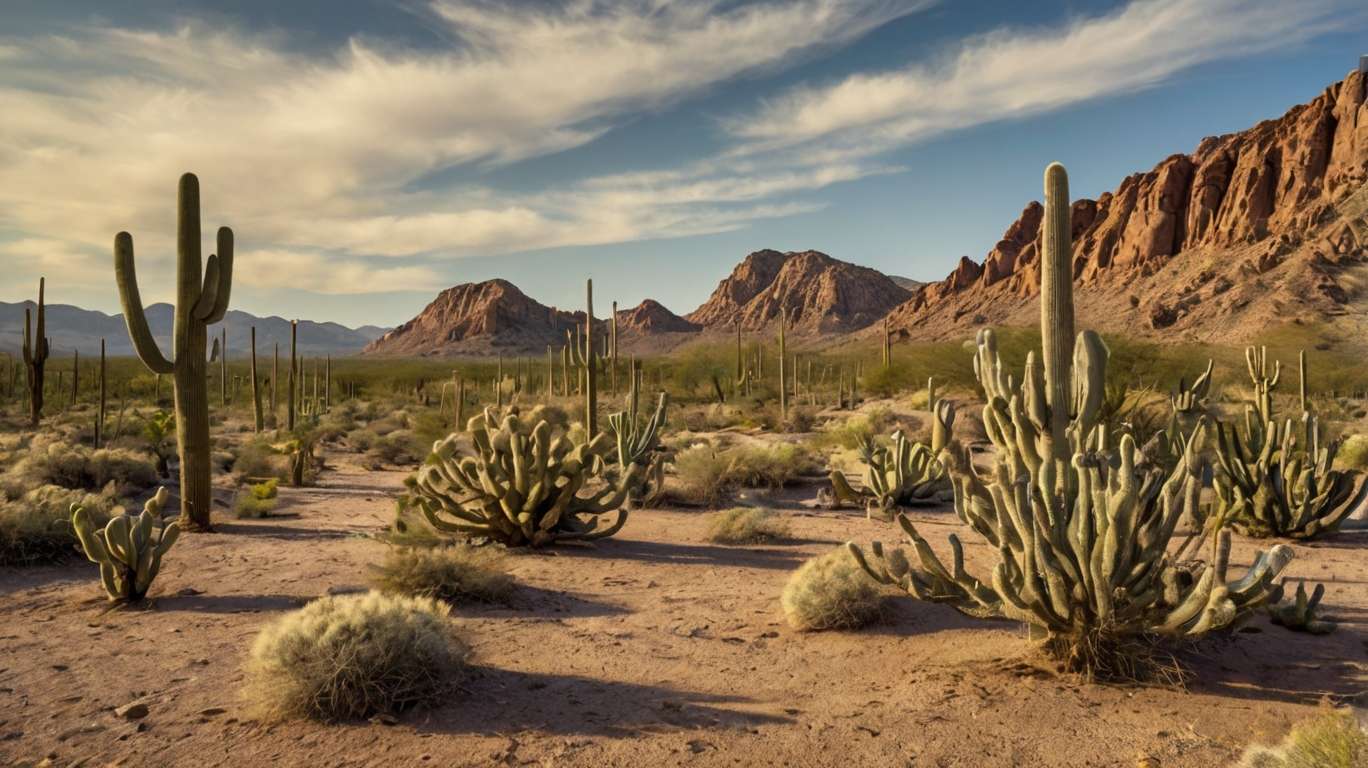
[
  {"xmin": 421, "ymin": 665, "xmax": 791, "ymax": 737},
  {"xmin": 212, "ymin": 520, "xmax": 355, "ymax": 541},
  {"xmin": 1180, "ymin": 620, "xmax": 1368, "ymax": 705},
  {"xmin": 858, "ymin": 596, "xmax": 1009, "ymax": 637},
  {"xmin": 553, "ymin": 538, "xmax": 808, "ymax": 571}
]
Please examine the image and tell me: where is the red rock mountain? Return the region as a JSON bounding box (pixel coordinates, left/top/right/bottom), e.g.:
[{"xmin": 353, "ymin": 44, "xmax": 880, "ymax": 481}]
[
  {"xmin": 884, "ymin": 70, "xmax": 1368, "ymax": 343},
  {"xmin": 615, "ymin": 299, "xmax": 700, "ymax": 334},
  {"xmin": 686, "ymin": 249, "xmax": 910, "ymax": 333},
  {"xmin": 364, "ymin": 280, "xmax": 586, "ymax": 356}
]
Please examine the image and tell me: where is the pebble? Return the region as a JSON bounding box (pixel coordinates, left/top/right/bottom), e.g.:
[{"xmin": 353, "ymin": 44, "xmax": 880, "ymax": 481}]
[{"xmin": 113, "ymin": 703, "xmax": 148, "ymax": 721}]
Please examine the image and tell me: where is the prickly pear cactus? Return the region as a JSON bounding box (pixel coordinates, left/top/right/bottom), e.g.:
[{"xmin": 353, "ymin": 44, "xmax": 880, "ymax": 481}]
[
  {"xmin": 414, "ymin": 407, "xmax": 639, "ymax": 547},
  {"xmin": 847, "ymin": 163, "xmax": 1293, "ymax": 668},
  {"xmin": 70, "ymin": 487, "xmax": 180, "ymax": 603}
]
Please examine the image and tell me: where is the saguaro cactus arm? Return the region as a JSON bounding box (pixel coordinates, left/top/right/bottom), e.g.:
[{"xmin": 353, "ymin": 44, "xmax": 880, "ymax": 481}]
[
  {"xmin": 113, "ymin": 233, "xmax": 176, "ymax": 375},
  {"xmin": 192, "ymin": 227, "xmax": 234, "ymax": 324}
]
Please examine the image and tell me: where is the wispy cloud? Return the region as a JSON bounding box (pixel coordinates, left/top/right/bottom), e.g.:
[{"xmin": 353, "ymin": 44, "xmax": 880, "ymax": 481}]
[
  {"xmin": 0, "ymin": 0, "xmax": 925, "ymax": 307},
  {"xmin": 726, "ymin": 0, "xmax": 1348, "ymax": 155}
]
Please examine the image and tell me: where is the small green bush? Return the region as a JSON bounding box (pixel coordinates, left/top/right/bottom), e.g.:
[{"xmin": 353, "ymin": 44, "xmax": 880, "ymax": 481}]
[
  {"xmin": 706, "ymin": 508, "xmax": 790, "ymax": 545},
  {"xmin": 1239, "ymin": 708, "xmax": 1368, "ymax": 768},
  {"xmin": 781, "ymin": 548, "xmax": 883, "ymax": 631},
  {"xmin": 244, "ymin": 592, "xmax": 468, "ymax": 722},
  {"xmin": 371, "ymin": 545, "xmax": 515, "ymax": 604},
  {"xmin": 235, "ymin": 493, "xmax": 279, "ymax": 519},
  {"xmin": 250, "ymin": 478, "xmax": 279, "ymax": 500},
  {"xmin": 1338, "ymin": 434, "xmax": 1368, "ymax": 471}
]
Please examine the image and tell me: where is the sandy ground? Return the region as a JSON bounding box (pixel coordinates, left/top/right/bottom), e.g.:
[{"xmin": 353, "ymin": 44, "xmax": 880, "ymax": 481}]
[{"xmin": 1, "ymin": 451, "xmax": 1366, "ymax": 768}]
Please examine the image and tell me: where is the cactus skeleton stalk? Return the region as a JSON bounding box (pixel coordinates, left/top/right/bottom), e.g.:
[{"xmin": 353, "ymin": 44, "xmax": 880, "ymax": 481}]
[{"xmin": 22, "ymin": 277, "xmax": 49, "ymax": 426}]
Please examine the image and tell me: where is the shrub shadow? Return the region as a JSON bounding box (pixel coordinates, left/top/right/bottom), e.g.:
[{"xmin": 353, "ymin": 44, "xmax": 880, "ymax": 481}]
[
  {"xmin": 1181, "ymin": 617, "xmax": 1368, "ymax": 705},
  {"xmin": 213, "ymin": 520, "xmax": 355, "ymax": 541},
  {"xmin": 552, "ymin": 538, "xmax": 807, "ymax": 571},
  {"xmin": 420, "ymin": 665, "xmax": 790, "ymax": 737},
  {"xmin": 152, "ymin": 592, "xmax": 306, "ymax": 613}
]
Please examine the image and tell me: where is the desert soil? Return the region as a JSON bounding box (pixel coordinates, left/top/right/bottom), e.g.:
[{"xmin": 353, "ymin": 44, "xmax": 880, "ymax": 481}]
[{"xmin": 1, "ymin": 451, "xmax": 1365, "ymax": 768}]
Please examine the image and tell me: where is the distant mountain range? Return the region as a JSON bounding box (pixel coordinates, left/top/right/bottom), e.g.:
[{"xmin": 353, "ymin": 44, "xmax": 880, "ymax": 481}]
[
  {"xmin": 0, "ymin": 301, "xmax": 386, "ymax": 358},
  {"xmin": 363, "ymin": 248, "xmax": 908, "ymax": 356}
]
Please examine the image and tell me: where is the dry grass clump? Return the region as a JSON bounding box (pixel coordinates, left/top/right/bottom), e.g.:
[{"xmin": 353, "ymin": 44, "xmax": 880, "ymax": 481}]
[
  {"xmin": 0, "ymin": 485, "xmax": 119, "ymax": 565},
  {"xmin": 371, "ymin": 545, "xmax": 515, "ymax": 605},
  {"xmin": 706, "ymin": 508, "xmax": 790, "ymax": 545},
  {"xmin": 244, "ymin": 591, "xmax": 468, "ymax": 722},
  {"xmin": 364, "ymin": 431, "xmax": 424, "ymax": 469},
  {"xmin": 231, "ymin": 438, "xmax": 290, "ymax": 482},
  {"xmin": 3, "ymin": 441, "xmax": 157, "ymax": 495},
  {"xmin": 781, "ymin": 548, "xmax": 884, "ymax": 631},
  {"xmin": 1239, "ymin": 708, "xmax": 1368, "ymax": 768},
  {"xmin": 672, "ymin": 442, "xmax": 818, "ymax": 507},
  {"xmin": 1338, "ymin": 434, "xmax": 1368, "ymax": 471}
]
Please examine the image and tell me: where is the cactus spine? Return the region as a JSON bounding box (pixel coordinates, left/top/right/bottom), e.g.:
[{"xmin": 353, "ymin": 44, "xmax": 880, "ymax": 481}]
[
  {"xmin": 114, "ymin": 173, "xmax": 233, "ymax": 531},
  {"xmin": 250, "ymin": 326, "xmax": 263, "ymax": 432},
  {"xmin": 22, "ymin": 277, "xmax": 49, "ymax": 426}
]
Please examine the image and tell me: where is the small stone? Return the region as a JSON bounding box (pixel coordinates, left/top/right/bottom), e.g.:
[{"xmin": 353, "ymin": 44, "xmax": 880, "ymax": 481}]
[
  {"xmin": 114, "ymin": 703, "xmax": 149, "ymax": 720},
  {"xmin": 368, "ymin": 714, "xmax": 398, "ymax": 726}
]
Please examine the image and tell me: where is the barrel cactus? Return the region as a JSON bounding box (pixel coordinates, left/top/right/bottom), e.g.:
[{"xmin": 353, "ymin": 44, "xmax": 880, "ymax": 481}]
[
  {"xmin": 71, "ymin": 487, "xmax": 180, "ymax": 603},
  {"xmin": 413, "ymin": 407, "xmax": 639, "ymax": 547},
  {"xmin": 847, "ymin": 163, "xmax": 1293, "ymax": 674},
  {"xmin": 114, "ymin": 173, "xmax": 232, "ymax": 531}
]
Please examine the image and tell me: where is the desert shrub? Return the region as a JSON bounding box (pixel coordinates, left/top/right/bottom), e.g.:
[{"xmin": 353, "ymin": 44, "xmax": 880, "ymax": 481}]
[
  {"xmin": 672, "ymin": 443, "xmax": 818, "ymax": 507},
  {"xmin": 1338, "ymin": 434, "xmax": 1368, "ymax": 471},
  {"xmin": 250, "ymin": 478, "xmax": 279, "ymax": 500},
  {"xmin": 0, "ymin": 484, "xmax": 120, "ymax": 566},
  {"xmin": 371, "ymin": 545, "xmax": 515, "ymax": 604},
  {"xmin": 1239, "ymin": 708, "xmax": 1367, "ymax": 768},
  {"xmin": 365, "ymin": 430, "xmax": 423, "ymax": 468},
  {"xmin": 3, "ymin": 441, "xmax": 157, "ymax": 496},
  {"xmin": 679, "ymin": 403, "xmax": 751, "ymax": 432},
  {"xmin": 813, "ymin": 408, "xmax": 898, "ymax": 451},
  {"xmin": 781, "ymin": 548, "xmax": 883, "ymax": 631},
  {"xmin": 235, "ymin": 492, "xmax": 279, "ymax": 519},
  {"xmin": 671, "ymin": 444, "xmax": 733, "ymax": 507},
  {"xmin": 706, "ymin": 508, "xmax": 790, "ymax": 545},
  {"xmin": 243, "ymin": 592, "xmax": 468, "ymax": 722},
  {"xmin": 346, "ymin": 428, "xmax": 379, "ymax": 453},
  {"xmin": 369, "ymin": 412, "xmax": 409, "ymax": 437},
  {"xmin": 724, "ymin": 443, "xmax": 819, "ymax": 488},
  {"xmin": 232, "ymin": 438, "xmax": 290, "ymax": 482}
]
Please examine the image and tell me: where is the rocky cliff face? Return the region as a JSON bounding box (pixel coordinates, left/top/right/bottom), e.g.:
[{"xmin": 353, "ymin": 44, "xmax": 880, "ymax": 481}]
[
  {"xmin": 886, "ymin": 71, "xmax": 1368, "ymax": 342},
  {"xmin": 686, "ymin": 249, "xmax": 910, "ymax": 333}
]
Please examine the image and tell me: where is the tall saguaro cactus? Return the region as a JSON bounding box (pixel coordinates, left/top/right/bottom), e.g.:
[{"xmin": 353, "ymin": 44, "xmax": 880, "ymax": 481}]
[
  {"xmin": 22, "ymin": 277, "xmax": 49, "ymax": 426},
  {"xmin": 114, "ymin": 173, "xmax": 233, "ymax": 531},
  {"xmin": 1040, "ymin": 162, "xmax": 1075, "ymax": 465},
  {"xmin": 583, "ymin": 279, "xmax": 599, "ymax": 436},
  {"xmin": 777, "ymin": 308, "xmax": 787, "ymax": 420},
  {"xmin": 250, "ymin": 326, "xmax": 264, "ymax": 432}
]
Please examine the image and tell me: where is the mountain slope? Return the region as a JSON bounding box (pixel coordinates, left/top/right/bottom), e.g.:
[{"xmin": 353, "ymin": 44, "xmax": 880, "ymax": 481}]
[
  {"xmin": 686, "ymin": 249, "xmax": 910, "ymax": 333},
  {"xmin": 364, "ymin": 279, "xmax": 587, "ymax": 356},
  {"xmin": 0, "ymin": 301, "xmax": 381, "ymax": 357},
  {"xmin": 882, "ymin": 71, "xmax": 1368, "ymax": 344}
]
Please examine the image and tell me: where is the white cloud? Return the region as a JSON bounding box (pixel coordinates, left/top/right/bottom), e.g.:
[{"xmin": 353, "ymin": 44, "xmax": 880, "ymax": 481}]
[
  {"xmin": 727, "ymin": 0, "xmax": 1349, "ymax": 154},
  {"xmin": 235, "ymin": 249, "xmax": 442, "ymax": 294}
]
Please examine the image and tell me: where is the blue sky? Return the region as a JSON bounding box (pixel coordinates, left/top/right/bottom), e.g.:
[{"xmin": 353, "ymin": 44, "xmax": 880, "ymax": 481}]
[{"xmin": 1, "ymin": 0, "xmax": 1364, "ymax": 327}]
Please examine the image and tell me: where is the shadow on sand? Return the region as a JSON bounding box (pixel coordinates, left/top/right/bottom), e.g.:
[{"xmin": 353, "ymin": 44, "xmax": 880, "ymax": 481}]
[
  {"xmin": 550, "ymin": 537, "xmax": 808, "ymax": 571},
  {"xmin": 418, "ymin": 665, "xmax": 790, "ymax": 738}
]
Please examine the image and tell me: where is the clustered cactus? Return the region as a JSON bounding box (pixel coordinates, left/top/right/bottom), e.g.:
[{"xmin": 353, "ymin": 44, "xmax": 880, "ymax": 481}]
[
  {"xmin": 413, "ymin": 407, "xmax": 639, "ymax": 547},
  {"xmin": 115, "ymin": 172, "xmax": 233, "ymax": 531},
  {"xmin": 1268, "ymin": 582, "xmax": 1335, "ymax": 634},
  {"xmin": 1212, "ymin": 347, "xmax": 1367, "ymax": 539},
  {"xmin": 847, "ymin": 163, "xmax": 1294, "ymax": 672},
  {"xmin": 606, "ymin": 375, "xmax": 669, "ymax": 505},
  {"xmin": 70, "ymin": 487, "xmax": 180, "ymax": 603},
  {"xmin": 829, "ymin": 382, "xmax": 954, "ymax": 516}
]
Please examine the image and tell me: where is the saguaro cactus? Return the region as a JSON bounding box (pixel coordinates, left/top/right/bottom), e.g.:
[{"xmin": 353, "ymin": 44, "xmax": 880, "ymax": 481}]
[
  {"xmin": 95, "ymin": 339, "xmax": 106, "ymax": 449},
  {"xmin": 777, "ymin": 308, "xmax": 787, "ymax": 420},
  {"xmin": 114, "ymin": 172, "xmax": 233, "ymax": 531},
  {"xmin": 22, "ymin": 277, "xmax": 49, "ymax": 426},
  {"xmin": 250, "ymin": 327, "xmax": 264, "ymax": 432},
  {"xmin": 288, "ymin": 320, "xmax": 298, "ymax": 430},
  {"xmin": 566, "ymin": 280, "xmax": 600, "ymax": 435}
]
